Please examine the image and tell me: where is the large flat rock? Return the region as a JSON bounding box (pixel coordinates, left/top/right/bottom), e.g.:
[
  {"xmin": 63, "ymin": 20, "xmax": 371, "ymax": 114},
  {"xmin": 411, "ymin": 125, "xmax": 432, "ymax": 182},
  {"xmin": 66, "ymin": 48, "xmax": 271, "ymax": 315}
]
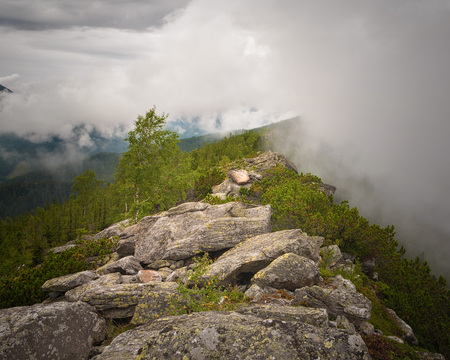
[
  {"xmin": 126, "ymin": 201, "xmax": 272, "ymax": 264},
  {"xmin": 92, "ymin": 311, "xmax": 370, "ymax": 360}
]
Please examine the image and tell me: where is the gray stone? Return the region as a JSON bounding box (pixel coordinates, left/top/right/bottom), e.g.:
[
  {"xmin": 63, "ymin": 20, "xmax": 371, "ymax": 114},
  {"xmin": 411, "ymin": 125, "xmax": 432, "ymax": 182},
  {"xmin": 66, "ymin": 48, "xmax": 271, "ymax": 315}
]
[
  {"xmin": 42, "ymin": 270, "xmax": 98, "ymax": 293},
  {"xmin": 252, "ymin": 253, "xmax": 321, "ymax": 291},
  {"xmin": 417, "ymin": 351, "xmax": 446, "ymax": 360},
  {"xmin": 359, "ymin": 321, "xmax": 375, "ymax": 336},
  {"xmin": 96, "ymin": 255, "xmax": 142, "ymax": 276},
  {"xmin": 386, "ymin": 308, "xmax": 418, "ymax": 345},
  {"xmin": 93, "ymin": 311, "xmax": 370, "ymax": 360},
  {"xmin": 132, "ymin": 201, "xmax": 272, "ymax": 264},
  {"xmin": 203, "ymin": 229, "xmax": 323, "ymax": 285},
  {"xmin": 48, "ymin": 243, "xmax": 76, "ymax": 254},
  {"xmin": 292, "ymin": 275, "xmax": 371, "ymax": 327},
  {"xmin": 116, "ymin": 238, "xmax": 136, "ymax": 258},
  {"xmin": 0, "ymin": 301, "xmax": 106, "ymax": 360}
]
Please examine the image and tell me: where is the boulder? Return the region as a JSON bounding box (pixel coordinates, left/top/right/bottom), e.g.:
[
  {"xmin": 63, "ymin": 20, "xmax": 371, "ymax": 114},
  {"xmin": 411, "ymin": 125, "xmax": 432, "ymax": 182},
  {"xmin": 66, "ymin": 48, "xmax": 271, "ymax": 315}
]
[
  {"xmin": 42, "ymin": 270, "xmax": 98, "ymax": 293},
  {"xmin": 203, "ymin": 229, "xmax": 323, "ymax": 285},
  {"xmin": 386, "ymin": 308, "xmax": 418, "ymax": 345},
  {"xmin": 116, "ymin": 238, "xmax": 136, "ymax": 258},
  {"xmin": 228, "ymin": 169, "xmax": 251, "ymax": 184},
  {"xmin": 212, "ymin": 178, "xmax": 246, "ymax": 198},
  {"xmin": 251, "ymin": 253, "xmax": 321, "ymax": 291},
  {"xmin": 96, "ymin": 255, "xmax": 142, "ymax": 276},
  {"xmin": 131, "ymin": 282, "xmax": 180, "ymax": 325},
  {"xmin": 132, "ymin": 201, "xmax": 272, "ymax": 264},
  {"xmin": 292, "ymin": 275, "xmax": 371, "ymax": 327},
  {"xmin": 91, "ymin": 219, "xmax": 130, "ymax": 241},
  {"xmin": 241, "ymin": 150, "xmax": 298, "ymax": 174},
  {"xmin": 66, "ymin": 282, "xmax": 177, "ymax": 319},
  {"xmin": 137, "ymin": 269, "xmax": 162, "ymax": 283},
  {"xmin": 0, "ymin": 301, "xmax": 106, "ymax": 360},
  {"xmin": 92, "ymin": 311, "xmax": 370, "ymax": 360}
]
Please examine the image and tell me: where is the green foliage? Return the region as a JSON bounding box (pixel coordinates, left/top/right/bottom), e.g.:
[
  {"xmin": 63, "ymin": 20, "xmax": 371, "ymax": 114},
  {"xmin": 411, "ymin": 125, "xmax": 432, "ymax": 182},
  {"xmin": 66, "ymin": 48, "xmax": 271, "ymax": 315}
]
[
  {"xmin": 115, "ymin": 106, "xmax": 180, "ymax": 221},
  {"xmin": 203, "ymin": 194, "xmax": 239, "ymax": 205},
  {"xmin": 171, "ymin": 253, "xmax": 247, "ymax": 315},
  {"xmin": 192, "ymin": 167, "xmax": 226, "ymax": 200},
  {"xmin": 0, "ymin": 237, "xmax": 117, "ymax": 308}
]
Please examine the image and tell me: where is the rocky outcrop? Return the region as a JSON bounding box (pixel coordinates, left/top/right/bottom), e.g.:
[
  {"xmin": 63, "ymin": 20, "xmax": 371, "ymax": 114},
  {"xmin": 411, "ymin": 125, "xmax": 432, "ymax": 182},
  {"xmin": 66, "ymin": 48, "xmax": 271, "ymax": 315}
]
[
  {"xmin": 292, "ymin": 275, "xmax": 371, "ymax": 327},
  {"xmin": 124, "ymin": 201, "xmax": 272, "ymax": 264},
  {"xmin": 93, "ymin": 310, "xmax": 370, "ymax": 360},
  {"xmin": 3, "ymin": 150, "xmax": 441, "ymax": 359},
  {"xmin": 203, "ymin": 229, "xmax": 323, "ymax": 285},
  {"xmin": 0, "ymin": 301, "xmax": 106, "ymax": 360}
]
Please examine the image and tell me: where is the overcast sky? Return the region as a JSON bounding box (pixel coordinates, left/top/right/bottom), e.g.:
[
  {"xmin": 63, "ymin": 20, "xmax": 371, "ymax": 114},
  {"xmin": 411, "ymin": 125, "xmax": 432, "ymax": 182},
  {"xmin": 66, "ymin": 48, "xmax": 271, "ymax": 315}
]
[{"xmin": 1, "ymin": 0, "xmax": 449, "ymax": 277}]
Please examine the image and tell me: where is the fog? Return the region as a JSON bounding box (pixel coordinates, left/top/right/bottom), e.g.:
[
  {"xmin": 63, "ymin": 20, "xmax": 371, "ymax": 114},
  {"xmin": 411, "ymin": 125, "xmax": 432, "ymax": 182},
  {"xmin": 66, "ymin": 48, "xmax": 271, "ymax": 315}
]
[{"xmin": 1, "ymin": 0, "xmax": 449, "ymax": 278}]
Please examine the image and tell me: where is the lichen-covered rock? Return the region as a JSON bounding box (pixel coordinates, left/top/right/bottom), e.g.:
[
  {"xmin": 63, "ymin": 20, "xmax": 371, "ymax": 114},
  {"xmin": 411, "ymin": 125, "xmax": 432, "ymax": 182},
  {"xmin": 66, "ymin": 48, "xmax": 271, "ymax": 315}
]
[
  {"xmin": 236, "ymin": 304, "xmax": 330, "ymax": 327},
  {"xmin": 66, "ymin": 282, "xmax": 177, "ymax": 319},
  {"xmin": 292, "ymin": 275, "xmax": 371, "ymax": 327},
  {"xmin": 0, "ymin": 301, "xmax": 106, "ymax": 360},
  {"xmin": 96, "ymin": 255, "xmax": 142, "ymax": 276},
  {"xmin": 132, "ymin": 201, "xmax": 272, "ymax": 264},
  {"xmin": 42, "ymin": 270, "xmax": 98, "ymax": 293},
  {"xmin": 252, "ymin": 253, "xmax": 321, "ymax": 291},
  {"xmin": 48, "ymin": 242, "xmax": 76, "ymax": 254},
  {"xmin": 203, "ymin": 229, "xmax": 323, "ymax": 285},
  {"xmin": 240, "ymin": 150, "xmax": 298, "ymax": 174},
  {"xmin": 131, "ymin": 282, "xmax": 180, "ymax": 325},
  {"xmin": 92, "ymin": 311, "xmax": 370, "ymax": 360}
]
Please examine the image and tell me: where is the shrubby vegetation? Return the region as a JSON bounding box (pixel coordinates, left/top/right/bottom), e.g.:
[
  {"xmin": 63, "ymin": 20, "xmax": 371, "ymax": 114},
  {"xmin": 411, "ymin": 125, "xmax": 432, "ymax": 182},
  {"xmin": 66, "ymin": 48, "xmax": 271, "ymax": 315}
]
[{"xmin": 0, "ymin": 107, "xmax": 448, "ymax": 358}]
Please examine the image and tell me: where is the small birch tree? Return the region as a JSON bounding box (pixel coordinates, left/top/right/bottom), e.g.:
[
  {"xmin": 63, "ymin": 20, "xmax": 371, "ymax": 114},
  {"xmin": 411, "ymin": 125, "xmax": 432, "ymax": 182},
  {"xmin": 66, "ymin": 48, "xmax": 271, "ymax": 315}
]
[{"xmin": 115, "ymin": 107, "xmax": 179, "ymax": 221}]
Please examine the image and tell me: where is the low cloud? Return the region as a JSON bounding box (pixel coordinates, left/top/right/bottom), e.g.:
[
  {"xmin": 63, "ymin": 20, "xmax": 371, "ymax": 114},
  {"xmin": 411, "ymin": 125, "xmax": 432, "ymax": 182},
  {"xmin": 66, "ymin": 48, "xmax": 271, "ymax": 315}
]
[{"xmin": 0, "ymin": 0, "xmax": 449, "ymax": 277}]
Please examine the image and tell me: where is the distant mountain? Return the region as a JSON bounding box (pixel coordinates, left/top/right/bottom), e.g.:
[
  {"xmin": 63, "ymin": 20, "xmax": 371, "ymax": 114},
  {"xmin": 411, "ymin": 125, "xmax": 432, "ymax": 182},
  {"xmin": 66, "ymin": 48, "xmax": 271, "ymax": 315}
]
[
  {"xmin": 0, "ymin": 152, "xmax": 121, "ymax": 219},
  {"xmin": 0, "ymin": 84, "xmax": 13, "ymax": 94},
  {"xmin": 0, "ymin": 129, "xmax": 127, "ymax": 182}
]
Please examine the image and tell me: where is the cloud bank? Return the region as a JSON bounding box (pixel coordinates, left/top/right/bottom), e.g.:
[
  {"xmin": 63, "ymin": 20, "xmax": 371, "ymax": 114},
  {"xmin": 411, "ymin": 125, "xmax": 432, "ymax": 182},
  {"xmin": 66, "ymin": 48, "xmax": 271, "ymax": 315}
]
[{"xmin": 0, "ymin": 0, "xmax": 449, "ymax": 277}]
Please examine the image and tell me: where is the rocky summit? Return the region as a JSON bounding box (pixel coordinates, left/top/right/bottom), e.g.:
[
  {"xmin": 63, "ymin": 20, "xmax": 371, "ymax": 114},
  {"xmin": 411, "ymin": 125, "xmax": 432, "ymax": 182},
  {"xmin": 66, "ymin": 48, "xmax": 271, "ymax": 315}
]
[{"xmin": 0, "ymin": 151, "xmax": 445, "ymax": 360}]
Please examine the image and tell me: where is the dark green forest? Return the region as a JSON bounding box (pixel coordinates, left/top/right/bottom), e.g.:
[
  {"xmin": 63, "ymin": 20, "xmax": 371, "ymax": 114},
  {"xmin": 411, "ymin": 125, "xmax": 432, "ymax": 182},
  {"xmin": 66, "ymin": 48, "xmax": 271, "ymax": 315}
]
[{"xmin": 0, "ymin": 109, "xmax": 448, "ymax": 359}]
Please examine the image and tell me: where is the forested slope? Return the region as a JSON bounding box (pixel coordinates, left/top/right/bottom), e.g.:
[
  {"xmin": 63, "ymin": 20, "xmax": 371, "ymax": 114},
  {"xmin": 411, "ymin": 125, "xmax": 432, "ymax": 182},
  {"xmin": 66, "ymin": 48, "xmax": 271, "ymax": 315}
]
[{"xmin": 0, "ymin": 109, "xmax": 448, "ymax": 358}]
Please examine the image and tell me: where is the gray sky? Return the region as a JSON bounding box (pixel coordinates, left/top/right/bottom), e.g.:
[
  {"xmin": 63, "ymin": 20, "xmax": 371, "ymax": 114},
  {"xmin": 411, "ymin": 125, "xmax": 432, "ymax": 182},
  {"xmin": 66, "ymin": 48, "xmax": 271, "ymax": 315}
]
[{"xmin": 1, "ymin": 0, "xmax": 450, "ymax": 277}]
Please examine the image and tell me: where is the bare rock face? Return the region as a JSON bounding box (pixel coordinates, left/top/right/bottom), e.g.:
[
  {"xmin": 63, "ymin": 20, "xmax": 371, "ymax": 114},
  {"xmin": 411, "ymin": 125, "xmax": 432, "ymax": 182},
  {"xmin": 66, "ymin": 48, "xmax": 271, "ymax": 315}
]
[
  {"xmin": 251, "ymin": 253, "xmax": 321, "ymax": 291},
  {"xmin": 131, "ymin": 201, "xmax": 272, "ymax": 264},
  {"xmin": 0, "ymin": 301, "xmax": 106, "ymax": 360},
  {"xmin": 292, "ymin": 275, "xmax": 371, "ymax": 327},
  {"xmin": 203, "ymin": 229, "xmax": 323, "ymax": 285},
  {"xmin": 41, "ymin": 270, "xmax": 98, "ymax": 293},
  {"xmin": 92, "ymin": 311, "xmax": 370, "ymax": 360},
  {"xmin": 137, "ymin": 270, "xmax": 162, "ymax": 283},
  {"xmin": 241, "ymin": 150, "xmax": 299, "ymax": 174}
]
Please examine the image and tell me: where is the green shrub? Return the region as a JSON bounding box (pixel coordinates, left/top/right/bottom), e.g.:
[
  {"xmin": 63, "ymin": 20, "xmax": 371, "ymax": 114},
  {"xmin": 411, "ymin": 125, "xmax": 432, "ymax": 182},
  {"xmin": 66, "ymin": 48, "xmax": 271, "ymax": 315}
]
[{"xmin": 170, "ymin": 253, "xmax": 247, "ymax": 315}]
